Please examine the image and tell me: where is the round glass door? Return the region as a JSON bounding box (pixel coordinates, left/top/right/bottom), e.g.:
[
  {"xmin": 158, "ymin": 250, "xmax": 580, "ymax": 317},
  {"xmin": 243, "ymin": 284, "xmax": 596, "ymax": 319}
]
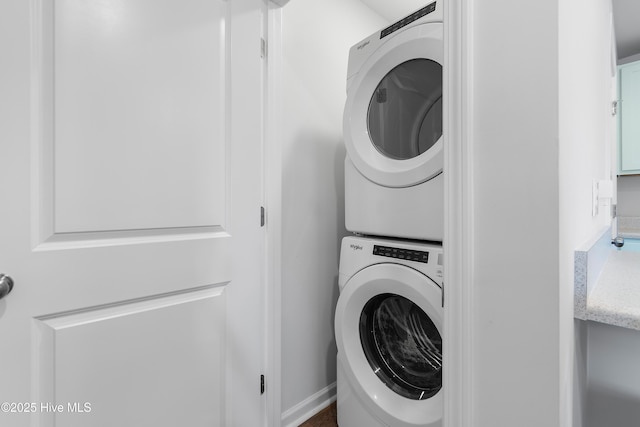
[
  {"xmin": 359, "ymin": 293, "xmax": 442, "ymax": 400},
  {"xmin": 367, "ymin": 59, "xmax": 442, "ymax": 160}
]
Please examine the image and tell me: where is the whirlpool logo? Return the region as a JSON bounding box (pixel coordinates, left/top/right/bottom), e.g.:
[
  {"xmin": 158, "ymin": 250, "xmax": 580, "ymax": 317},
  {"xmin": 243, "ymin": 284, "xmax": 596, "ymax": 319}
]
[
  {"xmin": 350, "ymin": 244, "xmax": 363, "ymax": 251},
  {"xmin": 356, "ymin": 40, "xmax": 370, "ymax": 51}
]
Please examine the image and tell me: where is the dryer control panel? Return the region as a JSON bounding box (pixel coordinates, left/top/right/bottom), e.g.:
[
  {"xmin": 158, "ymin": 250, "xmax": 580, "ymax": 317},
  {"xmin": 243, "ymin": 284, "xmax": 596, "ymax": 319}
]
[
  {"xmin": 373, "ymin": 245, "xmax": 429, "ymax": 264},
  {"xmin": 380, "ymin": 2, "xmax": 437, "ymax": 39}
]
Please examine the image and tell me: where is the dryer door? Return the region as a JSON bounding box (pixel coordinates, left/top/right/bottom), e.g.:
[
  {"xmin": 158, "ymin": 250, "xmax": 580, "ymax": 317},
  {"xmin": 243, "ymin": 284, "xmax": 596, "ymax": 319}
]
[
  {"xmin": 344, "ymin": 23, "xmax": 443, "ymax": 188},
  {"xmin": 335, "ymin": 263, "xmax": 443, "ymax": 427}
]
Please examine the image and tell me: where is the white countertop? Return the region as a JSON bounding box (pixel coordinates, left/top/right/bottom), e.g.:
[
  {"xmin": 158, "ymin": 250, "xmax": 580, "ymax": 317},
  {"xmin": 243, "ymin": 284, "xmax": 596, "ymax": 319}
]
[
  {"xmin": 587, "ymin": 251, "xmax": 640, "ymax": 330},
  {"xmin": 574, "ymin": 226, "xmax": 640, "ymax": 331}
]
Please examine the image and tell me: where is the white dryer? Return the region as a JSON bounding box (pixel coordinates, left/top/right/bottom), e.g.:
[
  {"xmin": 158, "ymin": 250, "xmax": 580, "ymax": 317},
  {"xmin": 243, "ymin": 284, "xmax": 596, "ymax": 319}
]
[
  {"xmin": 344, "ymin": 2, "xmax": 443, "ymax": 241},
  {"xmin": 335, "ymin": 235, "xmax": 443, "ymax": 427}
]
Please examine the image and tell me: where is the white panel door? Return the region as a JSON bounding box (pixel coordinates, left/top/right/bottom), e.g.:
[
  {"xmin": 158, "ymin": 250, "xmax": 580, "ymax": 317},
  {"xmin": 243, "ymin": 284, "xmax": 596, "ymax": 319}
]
[{"xmin": 0, "ymin": 0, "xmax": 266, "ymax": 426}]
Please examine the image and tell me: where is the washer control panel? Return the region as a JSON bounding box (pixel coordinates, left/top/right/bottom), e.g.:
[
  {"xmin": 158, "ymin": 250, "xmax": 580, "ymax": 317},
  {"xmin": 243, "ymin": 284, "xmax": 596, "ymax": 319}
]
[
  {"xmin": 340, "ymin": 236, "xmax": 443, "ymax": 291},
  {"xmin": 373, "ymin": 245, "xmax": 429, "ymax": 264}
]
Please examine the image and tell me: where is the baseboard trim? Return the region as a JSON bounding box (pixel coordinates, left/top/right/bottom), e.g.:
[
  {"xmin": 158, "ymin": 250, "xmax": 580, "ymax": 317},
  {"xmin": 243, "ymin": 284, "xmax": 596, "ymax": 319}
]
[{"xmin": 281, "ymin": 382, "xmax": 337, "ymax": 427}]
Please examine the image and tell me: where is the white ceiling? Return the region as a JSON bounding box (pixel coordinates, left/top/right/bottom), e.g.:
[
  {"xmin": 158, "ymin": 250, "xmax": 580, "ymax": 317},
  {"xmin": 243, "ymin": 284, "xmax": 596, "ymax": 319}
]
[
  {"xmin": 359, "ymin": 0, "xmax": 640, "ymax": 60},
  {"xmin": 612, "ymin": 0, "xmax": 640, "ymax": 59}
]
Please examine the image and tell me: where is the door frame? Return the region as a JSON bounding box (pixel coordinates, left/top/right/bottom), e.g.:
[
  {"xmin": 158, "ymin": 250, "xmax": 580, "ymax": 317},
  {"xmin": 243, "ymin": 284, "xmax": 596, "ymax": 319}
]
[
  {"xmin": 443, "ymin": 0, "xmax": 475, "ymax": 425},
  {"xmin": 265, "ymin": 2, "xmax": 284, "ymax": 427}
]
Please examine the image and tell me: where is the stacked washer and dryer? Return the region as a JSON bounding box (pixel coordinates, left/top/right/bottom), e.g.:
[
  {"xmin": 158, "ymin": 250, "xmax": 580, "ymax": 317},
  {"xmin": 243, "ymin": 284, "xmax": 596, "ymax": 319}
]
[{"xmin": 335, "ymin": 3, "xmax": 444, "ymax": 427}]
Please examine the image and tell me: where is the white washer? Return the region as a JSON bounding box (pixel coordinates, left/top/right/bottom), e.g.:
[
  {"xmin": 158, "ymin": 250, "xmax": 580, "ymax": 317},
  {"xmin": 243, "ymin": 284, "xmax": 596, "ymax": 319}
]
[
  {"xmin": 335, "ymin": 236, "xmax": 443, "ymax": 427},
  {"xmin": 344, "ymin": 2, "xmax": 443, "ymax": 241}
]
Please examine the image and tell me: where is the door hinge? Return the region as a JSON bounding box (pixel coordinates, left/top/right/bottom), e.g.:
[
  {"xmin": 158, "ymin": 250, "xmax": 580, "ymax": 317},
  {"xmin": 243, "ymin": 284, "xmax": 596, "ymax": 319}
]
[
  {"xmin": 260, "ymin": 206, "xmax": 265, "ymax": 227},
  {"xmin": 260, "ymin": 374, "xmax": 265, "ymax": 394},
  {"xmin": 260, "ymin": 38, "xmax": 267, "ymax": 59},
  {"xmin": 612, "ymin": 100, "xmax": 618, "ymax": 116}
]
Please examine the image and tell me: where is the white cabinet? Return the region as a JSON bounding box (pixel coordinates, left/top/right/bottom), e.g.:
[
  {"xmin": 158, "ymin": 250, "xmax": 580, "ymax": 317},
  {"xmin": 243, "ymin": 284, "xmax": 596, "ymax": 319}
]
[{"xmin": 619, "ymin": 60, "xmax": 640, "ymax": 174}]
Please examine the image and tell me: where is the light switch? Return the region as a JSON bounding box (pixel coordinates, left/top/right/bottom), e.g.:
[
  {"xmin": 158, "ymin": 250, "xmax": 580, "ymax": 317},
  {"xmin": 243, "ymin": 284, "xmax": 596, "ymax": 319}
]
[{"xmin": 598, "ymin": 180, "xmax": 614, "ymax": 199}]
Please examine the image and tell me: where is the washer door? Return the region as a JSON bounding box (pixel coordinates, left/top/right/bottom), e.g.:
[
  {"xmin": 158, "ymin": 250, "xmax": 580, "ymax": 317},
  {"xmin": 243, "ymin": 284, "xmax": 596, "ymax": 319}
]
[
  {"xmin": 344, "ymin": 23, "xmax": 443, "ymax": 188},
  {"xmin": 335, "ymin": 264, "xmax": 443, "ymax": 427}
]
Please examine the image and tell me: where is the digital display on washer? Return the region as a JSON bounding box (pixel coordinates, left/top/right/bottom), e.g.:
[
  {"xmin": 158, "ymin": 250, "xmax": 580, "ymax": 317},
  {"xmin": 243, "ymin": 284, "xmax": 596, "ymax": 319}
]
[
  {"xmin": 380, "ymin": 2, "xmax": 437, "ymax": 39},
  {"xmin": 373, "ymin": 245, "xmax": 429, "ymax": 263}
]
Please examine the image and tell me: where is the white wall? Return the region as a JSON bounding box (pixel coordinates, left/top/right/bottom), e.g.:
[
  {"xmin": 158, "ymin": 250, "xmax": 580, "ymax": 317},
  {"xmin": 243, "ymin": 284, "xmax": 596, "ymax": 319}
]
[
  {"xmin": 618, "ymin": 175, "xmax": 640, "ymax": 216},
  {"xmin": 469, "ymin": 2, "xmax": 561, "ymax": 425},
  {"xmin": 464, "ymin": 0, "xmax": 613, "ymax": 425},
  {"xmin": 559, "ymin": 0, "xmax": 615, "ymax": 426},
  {"xmin": 278, "ymin": 1, "xmax": 386, "ymax": 423}
]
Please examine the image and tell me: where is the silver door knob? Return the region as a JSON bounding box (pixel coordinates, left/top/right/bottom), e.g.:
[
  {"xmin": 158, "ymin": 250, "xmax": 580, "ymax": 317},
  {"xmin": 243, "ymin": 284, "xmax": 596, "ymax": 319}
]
[{"xmin": 0, "ymin": 274, "xmax": 14, "ymax": 300}]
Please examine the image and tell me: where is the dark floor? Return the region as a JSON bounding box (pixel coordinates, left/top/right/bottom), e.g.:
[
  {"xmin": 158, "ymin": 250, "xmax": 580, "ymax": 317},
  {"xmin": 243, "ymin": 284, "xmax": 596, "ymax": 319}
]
[{"xmin": 299, "ymin": 402, "xmax": 337, "ymax": 427}]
